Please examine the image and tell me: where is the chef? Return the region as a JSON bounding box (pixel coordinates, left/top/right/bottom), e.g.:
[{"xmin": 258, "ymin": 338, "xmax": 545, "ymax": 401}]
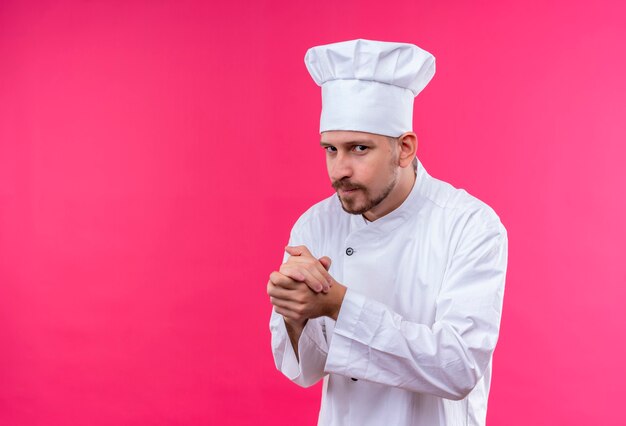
[{"xmin": 267, "ymin": 39, "xmax": 508, "ymax": 426}]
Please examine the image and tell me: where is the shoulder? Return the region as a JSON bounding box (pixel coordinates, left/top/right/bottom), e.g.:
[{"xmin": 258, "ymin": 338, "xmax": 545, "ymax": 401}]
[
  {"xmin": 420, "ymin": 170, "xmax": 507, "ymax": 237},
  {"xmin": 416, "ymin": 169, "xmax": 508, "ymax": 270}
]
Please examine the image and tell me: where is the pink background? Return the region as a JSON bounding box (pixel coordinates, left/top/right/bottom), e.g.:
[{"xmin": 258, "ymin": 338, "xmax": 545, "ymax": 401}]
[{"xmin": 1, "ymin": 0, "xmax": 625, "ymax": 425}]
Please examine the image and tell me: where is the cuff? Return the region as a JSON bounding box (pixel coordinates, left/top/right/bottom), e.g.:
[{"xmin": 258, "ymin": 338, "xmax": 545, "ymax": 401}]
[
  {"xmin": 325, "ymin": 288, "xmax": 373, "ymax": 377},
  {"xmin": 281, "ymin": 318, "xmax": 328, "ymax": 380}
]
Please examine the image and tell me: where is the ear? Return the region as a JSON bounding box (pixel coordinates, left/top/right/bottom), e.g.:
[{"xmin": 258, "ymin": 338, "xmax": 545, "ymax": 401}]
[{"xmin": 397, "ymin": 132, "xmax": 417, "ymax": 168}]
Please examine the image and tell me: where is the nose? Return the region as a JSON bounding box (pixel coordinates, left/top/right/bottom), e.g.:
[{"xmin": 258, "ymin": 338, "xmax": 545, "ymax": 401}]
[{"xmin": 329, "ymin": 151, "xmax": 353, "ymax": 182}]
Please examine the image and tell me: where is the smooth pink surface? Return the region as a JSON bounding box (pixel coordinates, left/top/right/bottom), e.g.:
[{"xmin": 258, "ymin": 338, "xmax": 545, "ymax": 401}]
[{"xmin": 1, "ymin": 1, "xmax": 625, "ymax": 425}]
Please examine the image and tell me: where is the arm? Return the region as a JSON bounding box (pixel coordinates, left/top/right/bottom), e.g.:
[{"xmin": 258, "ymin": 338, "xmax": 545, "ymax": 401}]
[
  {"xmin": 269, "ymin": 310, "xmax": 328, "ymax": 387},
  {"xmin": 268, "ymin": 242, "xmax": 337, "ymax": 387},
  {"xmin": 284, "ymin": 318, "xmax": 306, "ymax": 361},
  {"xmin": 325, "ymin": 222, "xmax": 508, "ymax": 400}
]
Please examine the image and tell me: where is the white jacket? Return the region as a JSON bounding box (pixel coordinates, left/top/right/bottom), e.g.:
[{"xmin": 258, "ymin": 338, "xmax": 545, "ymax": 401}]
[{"xmin": 270, "ymin": 158, "xmax": 508, "ymax": 425}]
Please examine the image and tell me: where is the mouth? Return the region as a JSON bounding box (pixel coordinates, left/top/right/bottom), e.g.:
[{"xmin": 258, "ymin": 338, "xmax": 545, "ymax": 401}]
[{"xmin": 338, "ymin": 188, "xmax": 360, "ymax": 196}]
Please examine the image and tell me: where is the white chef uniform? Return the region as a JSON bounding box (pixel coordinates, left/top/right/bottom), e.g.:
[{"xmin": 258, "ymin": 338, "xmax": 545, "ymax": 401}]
[
  {"xmin": 269, "ymin": 38, "xmax": 508, "ymax": 426},
  {"xmin": 270, "ymin": 158, "xmax": 508, "ymax": 425}
]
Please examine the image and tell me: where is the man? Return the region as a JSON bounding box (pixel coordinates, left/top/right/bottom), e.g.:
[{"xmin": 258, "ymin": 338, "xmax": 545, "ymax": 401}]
[{"xmin": 267, "ymin": 39, "xmax": 508, "ymax": 426}]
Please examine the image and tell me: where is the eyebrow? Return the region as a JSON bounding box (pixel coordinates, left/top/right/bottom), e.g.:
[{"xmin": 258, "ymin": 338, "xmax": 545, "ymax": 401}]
[{"xmin": 320, "ymin": 139, "xmax": 375, "ymax": 146}]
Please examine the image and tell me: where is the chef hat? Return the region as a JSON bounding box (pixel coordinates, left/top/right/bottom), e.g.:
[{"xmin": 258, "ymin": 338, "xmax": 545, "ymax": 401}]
[{"xmin": 305, "ymin": 39, "xmax": 435, "ymax": 137}]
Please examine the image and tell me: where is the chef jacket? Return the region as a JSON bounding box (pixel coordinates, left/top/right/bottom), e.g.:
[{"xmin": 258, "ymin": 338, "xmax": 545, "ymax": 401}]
[{"xmin": 270, "ymin": 158, "xmax": 508, "ymax": 426}]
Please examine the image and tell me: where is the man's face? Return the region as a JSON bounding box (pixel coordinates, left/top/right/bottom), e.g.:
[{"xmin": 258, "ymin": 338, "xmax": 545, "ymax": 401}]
[{"xmin": 321, "ymin": 130, "xmax": 400, "ymax": 216}]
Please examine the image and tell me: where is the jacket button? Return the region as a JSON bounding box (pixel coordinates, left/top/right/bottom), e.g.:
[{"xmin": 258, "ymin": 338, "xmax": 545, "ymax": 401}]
[{"xmin": 346, "ymin": 247, "xmax": 354, "ymax": 256}]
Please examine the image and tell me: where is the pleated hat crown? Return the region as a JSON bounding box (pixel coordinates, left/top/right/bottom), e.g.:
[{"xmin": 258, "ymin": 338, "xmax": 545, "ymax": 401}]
[{"xmin": 305, "ymin": 39, "xmax": 436, "ymax": 137}]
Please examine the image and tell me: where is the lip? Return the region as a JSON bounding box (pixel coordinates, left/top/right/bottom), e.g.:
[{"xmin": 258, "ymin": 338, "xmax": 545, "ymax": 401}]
[{"xmin": 339, "ymin": 188, "xmax": 359, "ymax": 196}]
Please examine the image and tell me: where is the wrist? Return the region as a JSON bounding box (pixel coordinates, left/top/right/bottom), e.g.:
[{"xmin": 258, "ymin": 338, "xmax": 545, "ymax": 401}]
[
  {"xmin": 284, "ymin": 317, "xmax": 307, "ymax": 329},
  {"xmin": 328, "ymin": 284, "xmax": 347, "ymax": 320}
]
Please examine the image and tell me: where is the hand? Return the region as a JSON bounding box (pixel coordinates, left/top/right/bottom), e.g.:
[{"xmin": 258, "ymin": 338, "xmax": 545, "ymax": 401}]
[
  {"xmin": 267, "ymin": 271, "xmax": 346, "ymax": 323},
  {"xmin": 279, "ymin": 245, "xmax": 334, "ymax": 293}
]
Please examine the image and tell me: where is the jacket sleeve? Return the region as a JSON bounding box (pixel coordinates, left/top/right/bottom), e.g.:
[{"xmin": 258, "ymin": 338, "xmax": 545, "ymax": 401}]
[
  {"xmin": 269, "ymin": 311, "xmax": 328, "ymax": 387},
  {"xmin": 268, "ymin": 220, "xmax": 329, "ymax": 387},
  {"xmin": 324, "ymin": 219, "xmax": 508, "ymax": 400}
]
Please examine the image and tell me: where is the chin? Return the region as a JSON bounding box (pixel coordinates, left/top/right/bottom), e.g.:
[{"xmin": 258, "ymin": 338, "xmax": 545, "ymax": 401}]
[{"xmin": 338, "ymin": 198, "xmax": 369, "ymax": 215}]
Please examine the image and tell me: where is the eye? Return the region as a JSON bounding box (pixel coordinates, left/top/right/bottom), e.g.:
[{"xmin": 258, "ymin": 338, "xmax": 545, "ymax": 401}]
[
  {"xmin": 353, "ymin": 145, "xmax": 369, "ymax": 153},
  {"xmin": 324, "ymin": 146, "xmax": 337, "ymax": 153}
]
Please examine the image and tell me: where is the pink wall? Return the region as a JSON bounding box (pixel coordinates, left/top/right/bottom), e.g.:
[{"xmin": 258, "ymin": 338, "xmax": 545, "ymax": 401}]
[{"xmin": 1, "ymin": 1, "xmax": 625, "ymax": 424}]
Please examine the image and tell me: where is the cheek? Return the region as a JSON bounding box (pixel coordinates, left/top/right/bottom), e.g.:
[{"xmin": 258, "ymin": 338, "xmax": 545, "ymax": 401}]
[
  {"xmin": 361, "ymin": 159, "xmax": 387, "ymax": 182},
  {"xmin": 326, "ymin": 159, "xmax": 333, "ymax": 178},
  {"xmin": 363, "ymin": 164, "xmax": 394, "ymax": 192}
]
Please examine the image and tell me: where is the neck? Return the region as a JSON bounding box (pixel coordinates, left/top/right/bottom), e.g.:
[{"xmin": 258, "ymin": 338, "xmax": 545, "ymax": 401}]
[{"xmin": 363, "ymin": 165, "xmax": 417, "ymax": 222}]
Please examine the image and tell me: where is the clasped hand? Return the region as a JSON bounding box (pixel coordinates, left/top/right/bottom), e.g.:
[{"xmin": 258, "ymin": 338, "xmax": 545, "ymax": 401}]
[{"xmin": 267, "ymin": 245, "xmax": 346, "ymax": 324}]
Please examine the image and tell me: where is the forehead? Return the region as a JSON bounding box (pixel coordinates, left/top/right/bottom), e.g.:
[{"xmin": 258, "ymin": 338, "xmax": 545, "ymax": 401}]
[{"xmin": 320, "ymin": 130, "xmax": 389, "ymax": 145}]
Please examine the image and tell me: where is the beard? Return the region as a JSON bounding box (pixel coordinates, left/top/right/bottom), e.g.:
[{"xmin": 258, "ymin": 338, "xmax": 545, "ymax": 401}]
[{"xmin": 332, "ymin": 167, "xmax": 399, "ymax": 216}]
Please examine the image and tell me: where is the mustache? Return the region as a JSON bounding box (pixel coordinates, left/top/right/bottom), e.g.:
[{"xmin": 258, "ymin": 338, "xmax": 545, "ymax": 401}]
[{"xmin": 332, "ymin": 179, "xmax": 365, "ymax": 191}]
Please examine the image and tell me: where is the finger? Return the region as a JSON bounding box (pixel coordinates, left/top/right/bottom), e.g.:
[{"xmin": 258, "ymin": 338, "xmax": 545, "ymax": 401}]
[
  {"xmin": 279, "ymin": 264, "xmax": 306, "ymax": 282},
  {"xmin": 298, "ymin": 267, "xmax": 326, "ymax": 293},
  {"xmin": 272, "ymin": 296, "xmax": 310, "ymax": 321},
  {"xmin": 285, "ymin": 256, "xmax": 333, "ymax": 291},
  {"xmin": 268, "ymin": 285, "xmax": 299, "ymax": 301},
  {"xmin": 270, "ymin": 297, "xmax": 301, "ymax": 312},
  {"xmin": 274, "ymin": 306, "xmax": 303, "ymax": 322},
  {"xmin": 284, "ymin": 262, "xmax": 327, "ymax": 293},
  {"xmin": 317, "ymin": 257, "xmax": 333, "ymax": 293},
  {"xmin": 285, "ymin": 246, "xmax": 300, "ymax": 256},
  {"xmin": 318, "ymin": 256, "xmax": 332, "ymax": 271},
  {"xmin": 281, "ymin": 265, "xmax": 322, "ymax": 293},
  {"xmin": 285, "ymin": 245, "xmax": 313, "ymax": 257},
  {"xmin": 269, "ymin": 271, "xmax": 300, "ymax": 289},
  {"xmin": 310, "ymin": 261, "xmax": 333, "ymax": 292}
]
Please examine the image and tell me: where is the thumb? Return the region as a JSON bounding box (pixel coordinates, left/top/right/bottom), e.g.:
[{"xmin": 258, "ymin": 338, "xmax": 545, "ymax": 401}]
[
  {"xmin": 318, "ymin": 256, "xmax": 332, "ymax": 271},
  {"xmin": 285, "ymin": 245, "xmax": 312, "ymax": 257}
]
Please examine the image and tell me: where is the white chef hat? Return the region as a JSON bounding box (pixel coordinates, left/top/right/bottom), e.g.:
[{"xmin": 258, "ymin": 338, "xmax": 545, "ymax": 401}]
[{"xmin": 304, "ymin": 39, "xmax": 435, "ymax": 137}]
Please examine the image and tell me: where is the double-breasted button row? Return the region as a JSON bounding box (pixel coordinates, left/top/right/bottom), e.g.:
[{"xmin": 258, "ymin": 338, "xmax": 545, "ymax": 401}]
[{"xmin": 345, "ymin": 247, "xmax": 355, "ymax": 380}]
